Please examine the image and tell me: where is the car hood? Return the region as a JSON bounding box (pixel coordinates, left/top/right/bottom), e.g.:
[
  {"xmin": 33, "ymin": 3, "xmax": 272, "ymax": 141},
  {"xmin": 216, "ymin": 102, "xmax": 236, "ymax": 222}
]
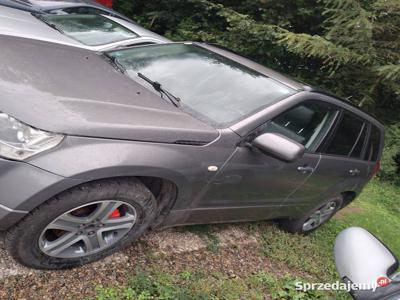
[{"xmin": 0, "ymin": 36, "xmax": 219, "ymax": 144}]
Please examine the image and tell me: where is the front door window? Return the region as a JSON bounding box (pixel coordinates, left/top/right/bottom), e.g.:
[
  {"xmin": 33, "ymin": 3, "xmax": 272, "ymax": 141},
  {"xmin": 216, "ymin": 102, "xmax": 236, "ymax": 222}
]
[{"xmin": 259, "ymin": 101, "xmax": 339, "ymax": 151}]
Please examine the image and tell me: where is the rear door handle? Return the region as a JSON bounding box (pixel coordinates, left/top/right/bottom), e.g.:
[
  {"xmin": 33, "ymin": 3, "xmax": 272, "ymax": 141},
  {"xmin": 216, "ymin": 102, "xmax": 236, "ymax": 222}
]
[
  {"xmin": 349, "ymin": 169, "xmax": 360, "ymax": 176},
  {"xmin": 297, "ymin": 166, "xmax": 314, "ymax": 174}
]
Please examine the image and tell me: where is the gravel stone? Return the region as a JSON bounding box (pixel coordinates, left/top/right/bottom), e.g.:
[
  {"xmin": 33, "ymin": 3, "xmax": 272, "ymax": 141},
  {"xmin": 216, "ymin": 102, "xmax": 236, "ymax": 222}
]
[{"xmin": 0, "ymin": 224, "xmax": 289, "ymax": 299}]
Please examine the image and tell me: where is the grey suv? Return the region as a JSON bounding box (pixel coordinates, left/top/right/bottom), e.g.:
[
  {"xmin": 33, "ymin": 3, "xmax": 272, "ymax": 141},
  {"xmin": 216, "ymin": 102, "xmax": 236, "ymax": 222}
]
[{"xmin": 0, "ymin": 36, "xmax": 384, "ymax": 269}]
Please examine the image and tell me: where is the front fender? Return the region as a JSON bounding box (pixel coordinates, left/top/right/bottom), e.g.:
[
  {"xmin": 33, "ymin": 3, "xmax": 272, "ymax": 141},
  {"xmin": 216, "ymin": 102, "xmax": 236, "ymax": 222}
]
[{"xmin": 27, "ymin": 135, "xmax": 235, "ymax": 210}]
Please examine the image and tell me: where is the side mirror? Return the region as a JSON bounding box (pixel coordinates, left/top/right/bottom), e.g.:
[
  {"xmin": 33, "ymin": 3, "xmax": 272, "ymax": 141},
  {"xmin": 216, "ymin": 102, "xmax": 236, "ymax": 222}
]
[
  {"xmin": 334, "ymin": 227, "xmax": 399, "ymax": 289},
  {"xmin": 252, "ymin": 133, "xmax": 305, "ymax": 162}
]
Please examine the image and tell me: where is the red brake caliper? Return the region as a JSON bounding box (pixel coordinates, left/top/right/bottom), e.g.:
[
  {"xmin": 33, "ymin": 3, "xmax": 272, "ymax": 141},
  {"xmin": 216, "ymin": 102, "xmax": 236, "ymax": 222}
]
[{"xmin": 108, "ymin": 209, "xmax": 121, "ymax": 219}]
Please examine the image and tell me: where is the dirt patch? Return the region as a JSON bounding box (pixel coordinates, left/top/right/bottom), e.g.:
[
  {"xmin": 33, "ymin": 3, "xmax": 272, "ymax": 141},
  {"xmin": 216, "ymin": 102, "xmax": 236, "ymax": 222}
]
[
  {"xmin": 334, "ymin": 205, "xmax": 364, "ymax": 220},
  {"xmin": 143, "ymin": 228, "xmax": 206, "ymax": 254},
  {"xmin": 214, "ymin": 225, "xmax": 259, "ymax": 247}
]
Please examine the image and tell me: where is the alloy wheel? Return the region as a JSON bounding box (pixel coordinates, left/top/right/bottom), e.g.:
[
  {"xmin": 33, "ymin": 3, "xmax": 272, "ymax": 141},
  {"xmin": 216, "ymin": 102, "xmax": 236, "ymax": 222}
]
[
  {"xmin": 302, "ymin": 201, "xmax": 337, "ymax": 232},
  {"xmin": 38, "ymin": 200, "xmax": 137, "ymax": 258}
]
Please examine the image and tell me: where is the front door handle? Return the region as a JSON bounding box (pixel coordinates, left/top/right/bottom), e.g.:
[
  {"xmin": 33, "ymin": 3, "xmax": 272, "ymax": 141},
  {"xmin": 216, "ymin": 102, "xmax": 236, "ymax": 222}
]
[
  {"xmin": 349, "ymin": 169, "xmax": 360, "ymax": 176},
  {"xmin": 297, "ymin": 166, "xmax": 314, "ymax": 174}
]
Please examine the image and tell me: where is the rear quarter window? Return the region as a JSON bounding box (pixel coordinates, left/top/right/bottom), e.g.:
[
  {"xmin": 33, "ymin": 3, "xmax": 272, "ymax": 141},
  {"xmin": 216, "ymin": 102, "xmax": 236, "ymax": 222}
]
[{"xmin": 365, "ymin": 125, "xmax": 381, "ymax": 161}]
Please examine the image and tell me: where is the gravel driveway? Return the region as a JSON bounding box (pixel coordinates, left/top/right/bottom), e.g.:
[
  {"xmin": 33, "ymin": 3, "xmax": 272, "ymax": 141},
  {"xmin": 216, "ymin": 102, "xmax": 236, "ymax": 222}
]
[{"xmin": 0, "ymin": 225, "xmax": 269, "ymax": 299}]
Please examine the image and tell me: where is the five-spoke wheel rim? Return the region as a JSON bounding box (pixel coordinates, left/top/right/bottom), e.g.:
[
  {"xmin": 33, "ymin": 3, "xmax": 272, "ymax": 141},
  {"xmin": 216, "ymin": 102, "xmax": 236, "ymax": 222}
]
[
  {"xmin": 39, "ymin": 200, "xmax": 137, "ymax": 258},
  {"xmin": 302, "ymin": 201, "xmax": 337, "ymax": 232}
]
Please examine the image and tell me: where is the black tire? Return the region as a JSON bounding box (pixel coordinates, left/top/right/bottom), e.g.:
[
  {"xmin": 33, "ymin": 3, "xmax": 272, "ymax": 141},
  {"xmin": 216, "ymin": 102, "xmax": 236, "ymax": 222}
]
[
  {"xmin": 278, "ymin": 196, "xmax": 343, "ymax": 235},
  {"xmin": 6, "ymin": 178, "xmax": 157, "ymax": 269}
]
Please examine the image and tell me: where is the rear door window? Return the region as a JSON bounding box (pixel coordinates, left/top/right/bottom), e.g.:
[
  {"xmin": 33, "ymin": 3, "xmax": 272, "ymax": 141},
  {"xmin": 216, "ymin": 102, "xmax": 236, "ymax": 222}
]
[
  {"xmin": 349, "ymin": 123, "xmax": 367, "ymax": 158},
  {"xmin": 321, "ymin": 112, "xmax": 366, "ymax": 158},
  {"xmin": 365, "ymin": 125, "xmax": 381, "ymax": 161}
]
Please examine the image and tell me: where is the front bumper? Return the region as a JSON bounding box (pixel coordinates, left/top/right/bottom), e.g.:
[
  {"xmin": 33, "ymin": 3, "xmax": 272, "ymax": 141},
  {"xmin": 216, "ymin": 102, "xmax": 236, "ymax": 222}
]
[{"xmin": 0, "ymin": 158, "xmax": 83, "ymax": 230}]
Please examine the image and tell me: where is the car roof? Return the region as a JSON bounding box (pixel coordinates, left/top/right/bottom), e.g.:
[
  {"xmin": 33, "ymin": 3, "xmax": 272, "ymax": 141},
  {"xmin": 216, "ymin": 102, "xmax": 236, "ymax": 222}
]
[
  {"xmin": 0, "ymin": 5, "xmax": 170, "ymax": 50},
  {"xmin": 0, "ymin": 0, "xmax": 132, "ymax": 22},
  {"xmin": 24, "ymin": 0, "xmax": 135, "ymax": 22},
  {"xmin": 306, "ymin": 87, "xmax": 383, "ymax": 127},
  {"xmin": 20, "ymin": 0, "xmax": 98, "ymax": 7},
  {"xmin": 0, "ymin": 0, "xmax": 42, "ymax": 12},
  {"xmin": 2, "ymin": 0, "xmax": 111, "ymax": 11}
]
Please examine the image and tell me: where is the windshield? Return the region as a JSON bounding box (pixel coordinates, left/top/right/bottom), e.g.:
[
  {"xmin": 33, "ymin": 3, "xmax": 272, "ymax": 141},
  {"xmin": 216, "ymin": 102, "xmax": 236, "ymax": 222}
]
[
  {"xmin": 37, "ymin": 14, "xmax": 138, "ymax": 46},
  {"xmin": 107, "ymin": 44, "xmax": 296, "ymax": 127}
]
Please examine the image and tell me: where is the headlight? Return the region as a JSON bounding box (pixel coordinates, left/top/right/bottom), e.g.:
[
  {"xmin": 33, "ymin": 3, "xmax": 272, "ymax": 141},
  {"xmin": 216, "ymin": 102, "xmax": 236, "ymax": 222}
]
[{"xmin": 0, "ymin": 112, "xmax": 64, "ymax": 161}]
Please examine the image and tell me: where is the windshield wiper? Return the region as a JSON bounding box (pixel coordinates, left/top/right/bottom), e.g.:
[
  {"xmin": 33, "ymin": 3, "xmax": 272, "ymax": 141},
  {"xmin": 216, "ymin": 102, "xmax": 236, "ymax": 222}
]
[{"xmin": 137, "ymin": 73, "xmax": 181, "ymax": 107}]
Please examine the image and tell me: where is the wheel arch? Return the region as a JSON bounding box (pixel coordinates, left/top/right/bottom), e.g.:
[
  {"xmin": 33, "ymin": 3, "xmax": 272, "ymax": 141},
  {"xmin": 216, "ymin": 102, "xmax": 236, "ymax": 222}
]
[
  {"xmin": 340, "ymin": 191, "xmax": 358, "ymax": 208},
  {"xmin": 7, "ymin": 172, "xmax": 183, "ymax": 232}
]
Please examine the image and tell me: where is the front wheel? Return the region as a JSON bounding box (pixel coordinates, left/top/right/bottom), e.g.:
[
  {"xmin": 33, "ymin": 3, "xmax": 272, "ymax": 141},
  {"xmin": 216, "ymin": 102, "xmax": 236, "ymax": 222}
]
[
  {"xmin": 6, "ymin": 178, "xmax": 157, "ymax": 269},
  {"xmin": 278, "ymin": 197, "xmax": 343, "ymax": 234}
]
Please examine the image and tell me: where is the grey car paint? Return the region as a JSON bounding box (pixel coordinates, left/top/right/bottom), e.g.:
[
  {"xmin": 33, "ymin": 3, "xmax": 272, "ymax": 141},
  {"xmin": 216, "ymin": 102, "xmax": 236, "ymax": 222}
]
[
  {"xmin": 0, "ymin": 0, "xmax": 169, "ymax": 45},
  {"xmin": 0, "ymin": 36, "xmax": 214, "ymax": 143},
  {"xmin": 0, "ymin": 36, "xmax": 384, "ymax": 231},
  {"xmin": 0, "ymin": 0, "xmax": 42, "ymax": 12},
  {"xmin": 0, "ymin": 0, "xmax": 132, "ymax": 21},
  {"xmin": 0, "ymin": 5, "xmax": 170, "ymax": 50}
]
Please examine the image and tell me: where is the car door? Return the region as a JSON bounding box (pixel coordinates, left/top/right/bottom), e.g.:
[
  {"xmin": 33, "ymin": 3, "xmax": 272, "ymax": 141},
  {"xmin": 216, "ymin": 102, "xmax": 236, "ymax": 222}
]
[
  {"xmin": 198, "ymin": 100, "xmax": 340, "ymax": 221},
  {"xmin": 284, "ymin": 109, "xmax": 371, "ymax": 211}
]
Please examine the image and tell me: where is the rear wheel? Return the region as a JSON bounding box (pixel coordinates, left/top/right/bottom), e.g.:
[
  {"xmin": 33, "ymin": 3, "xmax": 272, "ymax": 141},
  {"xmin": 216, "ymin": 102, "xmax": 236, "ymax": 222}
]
[
  {"xmin": 279, "ymin": 197, "xmax": 343, "ymax": 234},
  {"xmin": 6, "ymin": 178, "xmax": 157, "ymax": 269}
]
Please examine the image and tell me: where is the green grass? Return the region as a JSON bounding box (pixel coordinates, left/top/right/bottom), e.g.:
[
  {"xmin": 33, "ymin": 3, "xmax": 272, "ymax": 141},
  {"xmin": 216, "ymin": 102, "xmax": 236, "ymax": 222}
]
[
  {"xmin": 257, "ymin": 180, "xmax": 400, "ymax": 299},
  {"xmin": 320, "ymin": 180, "xmax": 400, "ymax": 257},
  {"xmin": 94, "ymin": 180, "xmax": 399, "ymax": 300},
  {"xmin": 95, "ymin": 270, "xmax": 329, "ymax": 300}
]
